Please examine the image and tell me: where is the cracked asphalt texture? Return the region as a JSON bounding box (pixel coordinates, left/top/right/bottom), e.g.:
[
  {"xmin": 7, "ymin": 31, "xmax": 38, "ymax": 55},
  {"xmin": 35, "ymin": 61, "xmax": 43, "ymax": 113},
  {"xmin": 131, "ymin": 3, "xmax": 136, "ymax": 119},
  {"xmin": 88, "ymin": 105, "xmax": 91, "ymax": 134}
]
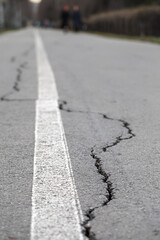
[
  {"xmin": 1, "ymin": 28, "xmax": 160, "ymax": 240},
  {"xmin": 0, "ymin": 29, "xmax": 37, "ymax": 240}
]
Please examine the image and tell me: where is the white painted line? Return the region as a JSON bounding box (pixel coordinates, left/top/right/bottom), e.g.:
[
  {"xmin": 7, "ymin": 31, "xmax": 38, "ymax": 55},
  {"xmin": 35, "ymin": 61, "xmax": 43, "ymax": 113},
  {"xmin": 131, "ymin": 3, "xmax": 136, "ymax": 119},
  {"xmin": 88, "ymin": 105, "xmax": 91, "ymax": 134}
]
[{"xmin": 31, "ymin": 31, "xmax": 84, "ymax": 240}]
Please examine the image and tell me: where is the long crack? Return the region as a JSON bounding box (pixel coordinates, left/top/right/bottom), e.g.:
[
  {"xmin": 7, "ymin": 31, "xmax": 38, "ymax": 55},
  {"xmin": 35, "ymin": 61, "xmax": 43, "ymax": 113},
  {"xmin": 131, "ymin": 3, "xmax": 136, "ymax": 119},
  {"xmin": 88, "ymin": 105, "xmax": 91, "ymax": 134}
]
[
  {"xmin": 1, "ymin": 44, "xmax": 33, "ymax": 101},
  {"xmin": 0, "ymin": 62, "xmax": 28, "ymax": 101},
  {"xmin": 59, "ymin": 100, "xmax": 135, "ymax": 239},
  {"xmin": 83, "ymin": 120, "xmax": 135, "ymax": 239}
]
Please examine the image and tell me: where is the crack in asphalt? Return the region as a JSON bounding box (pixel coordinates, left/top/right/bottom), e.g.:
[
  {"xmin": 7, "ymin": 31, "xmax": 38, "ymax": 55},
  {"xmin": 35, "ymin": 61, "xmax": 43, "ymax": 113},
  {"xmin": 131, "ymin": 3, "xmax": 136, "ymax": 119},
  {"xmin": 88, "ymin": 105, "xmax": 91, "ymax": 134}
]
[
  {"xmin": 10, "ymin": 57, "xmax": 16, "ymax": 63},
  {"xmin": 59, "ymin": 100, "xmax": 135, "ymax": 240},
  {"xmin": 22, "ymin": 44, "xmax": 34, "ymax": 57},
  {"xmin": 0, "ymin": 62, "xmax": 28, "ymax": 101},
  {"xmin": 0, "ymin": 99, "xmax": 35, "ymax": 102},
  {"xmin": 10, "ymin": 45, "xmax": 33, "ymax": 64},
  {"xmin": 2, "ymin": 45, "xmax": 34, "ymax": 101}
]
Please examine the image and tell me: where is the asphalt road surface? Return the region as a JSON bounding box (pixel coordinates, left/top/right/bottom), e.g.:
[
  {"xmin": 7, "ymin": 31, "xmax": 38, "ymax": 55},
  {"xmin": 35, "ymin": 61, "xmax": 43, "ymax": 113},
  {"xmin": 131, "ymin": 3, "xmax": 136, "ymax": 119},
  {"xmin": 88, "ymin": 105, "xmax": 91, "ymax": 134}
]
[{"xmin": 0, "ymin": 28, "xmax": 160, "ymax": 240}]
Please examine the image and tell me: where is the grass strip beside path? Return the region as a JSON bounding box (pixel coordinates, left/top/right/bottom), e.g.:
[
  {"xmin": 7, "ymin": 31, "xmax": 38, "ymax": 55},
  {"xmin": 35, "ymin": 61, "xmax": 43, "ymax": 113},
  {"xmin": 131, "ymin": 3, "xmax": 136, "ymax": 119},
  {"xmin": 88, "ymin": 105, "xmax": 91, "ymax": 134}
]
[{"xmin": 89, "ymin": 31, "xmax": 160, "ymax": 45}]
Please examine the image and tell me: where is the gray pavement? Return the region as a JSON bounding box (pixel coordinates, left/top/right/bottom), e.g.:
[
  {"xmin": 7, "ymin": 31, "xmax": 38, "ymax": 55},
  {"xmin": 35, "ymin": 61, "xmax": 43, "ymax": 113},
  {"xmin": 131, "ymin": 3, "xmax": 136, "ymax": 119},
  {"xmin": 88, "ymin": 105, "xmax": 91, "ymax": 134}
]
[
  {"xmin": 1, "ymin": 28, "xmax": 160, "ymax": 240},
  {"xmin": 0, "ymin": 29, "xmax": 37, "ymax": 240}
]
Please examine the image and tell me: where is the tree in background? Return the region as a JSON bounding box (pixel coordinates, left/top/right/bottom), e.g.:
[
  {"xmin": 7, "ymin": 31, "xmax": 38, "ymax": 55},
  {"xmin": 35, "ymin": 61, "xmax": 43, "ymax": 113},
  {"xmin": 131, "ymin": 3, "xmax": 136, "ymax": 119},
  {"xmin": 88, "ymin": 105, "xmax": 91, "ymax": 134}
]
[
  {"xmin": 37, "ymin": 0, "xmax": 160, "ymax": 23},
  {"xmin": 2, "ymin": 0, "xmax": 32, "ymax": 28},
  {"xmin": 38, "ymin": 0, "xmax": 57, "ymax": 22},
  {"xmin": 124, "ymin": 0, "xmax": 158, "ymax": 7},
  {"xmin": 0, "ymin": 0, "xmax": 5, "ymax": 28}
]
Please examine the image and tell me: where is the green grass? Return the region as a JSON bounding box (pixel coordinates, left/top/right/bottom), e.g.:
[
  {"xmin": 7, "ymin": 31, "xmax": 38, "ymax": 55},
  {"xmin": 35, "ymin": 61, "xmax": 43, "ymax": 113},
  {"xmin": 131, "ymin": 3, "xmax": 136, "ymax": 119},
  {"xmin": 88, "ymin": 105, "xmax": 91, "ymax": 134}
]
[
  {"xmin": 0, "ymin": 29, "xmax": 7, "ymax": 34},
  {"xmin": 89, "ymin": 31, "xmax": 160, "ymax": 44},
  {"xmin": 0, "ymin": 28, "xmax": 21, "ymax": 35}
]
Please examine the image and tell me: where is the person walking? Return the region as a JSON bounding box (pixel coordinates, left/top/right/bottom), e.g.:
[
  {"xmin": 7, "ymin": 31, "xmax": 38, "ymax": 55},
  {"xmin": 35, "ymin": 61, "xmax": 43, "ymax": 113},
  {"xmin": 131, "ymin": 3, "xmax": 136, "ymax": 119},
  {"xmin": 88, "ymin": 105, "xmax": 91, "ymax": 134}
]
[
  {"xmin": 72, "ymin": 5, "xmax": 81, "ymax": 32},
  {"xmin": 61, "ymin": 5, "xmax": 70, "ymax": 31}
]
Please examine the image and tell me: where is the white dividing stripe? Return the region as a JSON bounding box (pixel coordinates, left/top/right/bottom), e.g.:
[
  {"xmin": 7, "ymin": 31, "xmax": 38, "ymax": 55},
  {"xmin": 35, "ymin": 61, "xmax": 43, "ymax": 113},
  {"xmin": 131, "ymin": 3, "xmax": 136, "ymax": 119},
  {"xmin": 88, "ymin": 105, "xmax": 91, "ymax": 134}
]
[{"xmin": 31, "ymin": 31, "xmax": 84, "ymax": 240}]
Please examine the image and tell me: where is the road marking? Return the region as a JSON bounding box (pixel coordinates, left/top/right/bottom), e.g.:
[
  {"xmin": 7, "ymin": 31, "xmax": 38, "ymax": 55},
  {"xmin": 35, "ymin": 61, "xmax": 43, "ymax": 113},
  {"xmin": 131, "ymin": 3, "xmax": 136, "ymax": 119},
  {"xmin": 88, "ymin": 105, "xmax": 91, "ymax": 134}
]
[{"xmin": 31, "ymin": 30, "xmax": 84, "ymax": 240}]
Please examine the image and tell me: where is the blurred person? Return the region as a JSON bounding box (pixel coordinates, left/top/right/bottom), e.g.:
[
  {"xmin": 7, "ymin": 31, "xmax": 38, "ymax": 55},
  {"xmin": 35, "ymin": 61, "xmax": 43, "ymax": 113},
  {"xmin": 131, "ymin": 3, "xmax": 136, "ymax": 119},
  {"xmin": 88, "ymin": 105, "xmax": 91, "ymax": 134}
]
[
  {"xmin": 44, "ymin": 19, "xmax": 49, "ymax": 28},
  {"xmin": 72, "ymin": 5, "xmax": 81, "ymax": 32},
  {"xmin": 61, "ymin": 5, "xmax": 70, "ymax": 30},
  {"xmin": 50, "ymin": 21, "xmax": 55, "ymax": 28}
]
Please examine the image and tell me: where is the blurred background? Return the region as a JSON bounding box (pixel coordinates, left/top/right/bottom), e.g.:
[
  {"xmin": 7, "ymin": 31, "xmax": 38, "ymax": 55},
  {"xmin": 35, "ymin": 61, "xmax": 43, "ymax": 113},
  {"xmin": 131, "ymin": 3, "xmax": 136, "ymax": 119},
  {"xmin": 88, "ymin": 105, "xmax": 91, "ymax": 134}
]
[{"xmin": 0, "ymin": 0, "xmax": 160, "ymax": 36}]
